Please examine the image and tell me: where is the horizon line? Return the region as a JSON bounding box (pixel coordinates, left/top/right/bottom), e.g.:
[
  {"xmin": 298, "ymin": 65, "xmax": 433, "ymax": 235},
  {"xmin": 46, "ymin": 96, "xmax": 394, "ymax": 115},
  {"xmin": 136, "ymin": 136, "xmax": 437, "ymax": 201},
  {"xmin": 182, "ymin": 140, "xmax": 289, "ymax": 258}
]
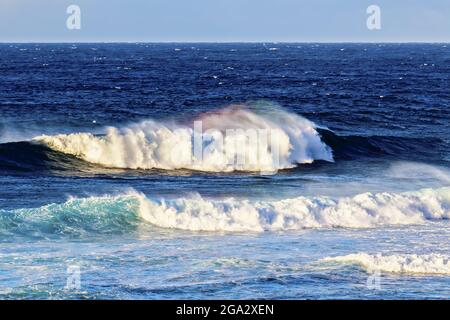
[{"xmin": 1, "ymin": 41, "xmax": 449, "ymax": 44}]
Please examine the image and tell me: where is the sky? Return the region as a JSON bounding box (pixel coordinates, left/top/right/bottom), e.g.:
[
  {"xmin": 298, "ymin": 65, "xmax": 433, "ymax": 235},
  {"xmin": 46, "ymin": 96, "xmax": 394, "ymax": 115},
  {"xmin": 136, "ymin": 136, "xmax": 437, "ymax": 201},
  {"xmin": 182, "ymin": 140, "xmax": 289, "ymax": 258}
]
[{"xmin": 0, "ymin": 0, "xmax": 449, "ymax": 42}]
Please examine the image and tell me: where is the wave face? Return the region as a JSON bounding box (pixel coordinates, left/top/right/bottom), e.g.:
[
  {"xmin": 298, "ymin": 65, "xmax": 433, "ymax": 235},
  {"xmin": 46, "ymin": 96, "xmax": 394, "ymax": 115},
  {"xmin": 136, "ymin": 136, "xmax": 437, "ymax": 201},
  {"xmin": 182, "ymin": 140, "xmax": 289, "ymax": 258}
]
[
  {"xmin": 0, "ymin": 141, "xmax": 96, "ymax": 174},
  {"xmin": 323, "ymin": 253, "xmax": 450, "ymax": 275},
  {"xmin": 318, "ymin": 129, "xmax": 444, "ymax": 161},
  {"xmin": 0, "ymin": 194, "xmax": 140, "ymax": 237},
  {"xmin": 34, "ymin": 105, "xmax": 334, "ymax": 172},
  {"xmin": 3, "ymin": 187, "xmax": 447, "ymax": 237}
]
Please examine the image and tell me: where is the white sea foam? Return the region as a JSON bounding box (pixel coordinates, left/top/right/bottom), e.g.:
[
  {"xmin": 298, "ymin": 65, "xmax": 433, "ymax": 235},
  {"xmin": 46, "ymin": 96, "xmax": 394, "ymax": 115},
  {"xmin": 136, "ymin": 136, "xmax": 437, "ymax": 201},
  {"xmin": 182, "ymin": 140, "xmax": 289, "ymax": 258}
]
[
  {"xmin": 33, "ymin": 106, "xmax": 333, "ymax": 172},
  {"xmin": 136, "ymin": 187, "xmax": 450, "ymax": 232},
  {"xmin": 4, "ymin": 187, "xmax": 450, "ymax": 235},
  {"xmin": 323, "ymin": 253, "xmax": 450, "ymax": 275}
]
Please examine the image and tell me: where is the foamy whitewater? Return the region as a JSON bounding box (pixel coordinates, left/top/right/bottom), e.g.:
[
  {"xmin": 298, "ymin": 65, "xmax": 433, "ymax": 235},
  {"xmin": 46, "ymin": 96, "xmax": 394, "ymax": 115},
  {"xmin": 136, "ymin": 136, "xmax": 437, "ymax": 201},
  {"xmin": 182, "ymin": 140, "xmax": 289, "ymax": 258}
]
[
  {"xmin": 4, "ymin": 187, "xmax": 448, "ymax": 235},
  {"xmin": 34, "ymin": 106, "xmax": 334, "ymax": 172},
  {"xmin": 137, "ymin": 187, "xmax": 450, "ymax": 231},
  {"xmin": 323, "ymin": 253, "xmax": 450, "ymax": 275}
]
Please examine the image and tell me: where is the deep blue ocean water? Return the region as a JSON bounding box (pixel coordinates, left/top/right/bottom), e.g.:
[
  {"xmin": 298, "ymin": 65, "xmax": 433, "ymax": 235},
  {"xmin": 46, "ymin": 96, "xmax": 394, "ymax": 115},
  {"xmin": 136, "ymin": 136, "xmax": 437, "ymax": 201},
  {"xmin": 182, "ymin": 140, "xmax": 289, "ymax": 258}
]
[{"xmin": 0, "ymin": 43, "xmax": 449, "ymax": 299}]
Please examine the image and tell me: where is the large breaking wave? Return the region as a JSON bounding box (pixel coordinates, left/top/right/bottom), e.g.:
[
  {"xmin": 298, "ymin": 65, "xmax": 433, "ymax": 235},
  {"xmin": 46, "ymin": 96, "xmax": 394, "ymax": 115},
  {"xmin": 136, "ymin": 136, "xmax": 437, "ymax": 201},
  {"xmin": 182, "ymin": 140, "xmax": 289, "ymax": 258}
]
[
  {"xmin": 33, "ymin": 106, "xmax": 334, "ymax": 172},
  {"xmin": 0, "ymin": 105, "xmax": 445, "ymax": 174},
  {"xmin": 1, "ymin": 187, "xmax": 449, "ymax": 237}
]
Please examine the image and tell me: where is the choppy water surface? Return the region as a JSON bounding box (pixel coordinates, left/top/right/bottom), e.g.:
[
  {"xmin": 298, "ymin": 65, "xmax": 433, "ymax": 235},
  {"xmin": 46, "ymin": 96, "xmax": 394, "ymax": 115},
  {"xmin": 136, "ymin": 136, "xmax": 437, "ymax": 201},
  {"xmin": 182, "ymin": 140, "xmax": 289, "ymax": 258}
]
[{"xmin": 0, "ymin": 43, "xmax": 449, "ymax": 299}]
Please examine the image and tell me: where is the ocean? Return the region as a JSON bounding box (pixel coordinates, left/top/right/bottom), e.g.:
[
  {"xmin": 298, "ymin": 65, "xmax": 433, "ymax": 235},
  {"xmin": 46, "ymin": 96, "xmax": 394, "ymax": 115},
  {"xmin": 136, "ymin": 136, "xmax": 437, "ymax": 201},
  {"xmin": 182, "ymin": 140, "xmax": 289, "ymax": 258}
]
[{"xmin": 0, "ymin": 43, "xmax": 449, "ymax": 299}]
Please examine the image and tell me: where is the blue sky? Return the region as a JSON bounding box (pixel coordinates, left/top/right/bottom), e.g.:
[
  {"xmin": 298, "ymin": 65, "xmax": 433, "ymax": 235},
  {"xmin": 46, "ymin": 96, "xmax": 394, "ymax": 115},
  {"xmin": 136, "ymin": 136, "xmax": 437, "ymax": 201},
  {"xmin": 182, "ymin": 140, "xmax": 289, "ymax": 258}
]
[{"xmin": 0, "ymin": 0, "xmax": 449, "ymax": 42}]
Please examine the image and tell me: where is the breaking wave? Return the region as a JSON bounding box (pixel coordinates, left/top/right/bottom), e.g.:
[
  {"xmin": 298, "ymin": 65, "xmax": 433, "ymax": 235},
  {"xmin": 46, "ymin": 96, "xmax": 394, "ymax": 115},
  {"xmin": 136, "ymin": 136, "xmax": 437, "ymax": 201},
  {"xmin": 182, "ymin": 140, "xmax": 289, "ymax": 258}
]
[
  {"xmin": 33, "ymin": 105, "xmax": 334, "ymax": 172},
  {"xmin": 137, "ymin": 187, "xmax": 450, "ymax": 232},
  {"xmin": 322, "ymin": 253, "xmax": 450, "ymax": 275},
  {"xmin": 1, "ymin": 187, "xmax": 449, "ymax": 237},
  {"xmin": 0, "ymin": 105, "xmax": 445, "ymax": 175}
]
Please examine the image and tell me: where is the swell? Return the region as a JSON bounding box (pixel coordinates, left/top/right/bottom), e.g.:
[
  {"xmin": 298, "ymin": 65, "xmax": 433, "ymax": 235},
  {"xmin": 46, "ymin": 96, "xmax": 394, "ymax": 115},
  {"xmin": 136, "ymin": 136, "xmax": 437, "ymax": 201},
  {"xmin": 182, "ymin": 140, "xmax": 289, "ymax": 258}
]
[
  {"xmin": 1, "ymin": 187, "xmax": 449, "ymax": 237},
  {"xmin": 318, "ymin": 128, "xmax": 444, "ymax": 161},
  {"xmin": 0, "ymin": 141, "xmax": 99, "ymax": 174}
]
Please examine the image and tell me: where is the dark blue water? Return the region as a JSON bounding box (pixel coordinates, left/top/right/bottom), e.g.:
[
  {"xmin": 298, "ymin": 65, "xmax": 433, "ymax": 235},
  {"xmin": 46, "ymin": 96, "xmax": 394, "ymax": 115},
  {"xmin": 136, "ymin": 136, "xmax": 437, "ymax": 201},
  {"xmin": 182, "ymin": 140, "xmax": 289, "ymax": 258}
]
[{"xmin": 0, "ymin": 43, "xmax": 449, "ymax": 299}]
